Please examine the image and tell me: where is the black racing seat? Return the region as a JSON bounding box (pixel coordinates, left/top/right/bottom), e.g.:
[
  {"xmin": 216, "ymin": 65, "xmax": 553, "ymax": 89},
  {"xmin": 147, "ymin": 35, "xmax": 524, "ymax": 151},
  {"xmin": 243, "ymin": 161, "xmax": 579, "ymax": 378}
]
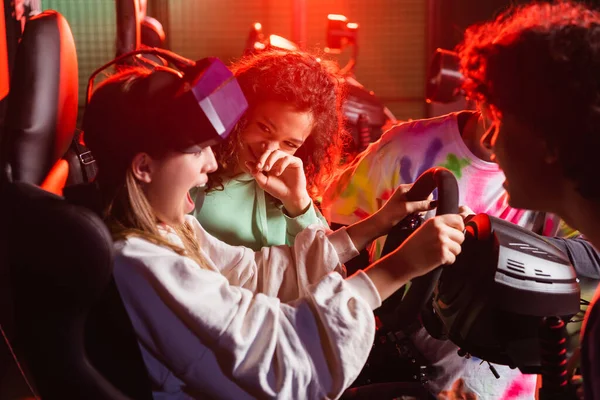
[
  {"xmin": 2, "ymin": 180, "xmax": 154, "ymax": 399},
  {"xmin": 2, "ymin": 181, "xmax": 123, "ymax": 398},
  {"xmin": 0, "ymin": 8, "xmax": 80, "ymax": 398}
]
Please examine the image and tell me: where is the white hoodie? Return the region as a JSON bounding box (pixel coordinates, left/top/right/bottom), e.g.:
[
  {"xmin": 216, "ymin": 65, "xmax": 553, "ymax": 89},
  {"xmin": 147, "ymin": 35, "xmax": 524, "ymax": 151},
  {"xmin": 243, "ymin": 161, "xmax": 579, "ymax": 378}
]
[{"xmin": 113, "ymin": 215, "xmax": 382, "ymax": 399}]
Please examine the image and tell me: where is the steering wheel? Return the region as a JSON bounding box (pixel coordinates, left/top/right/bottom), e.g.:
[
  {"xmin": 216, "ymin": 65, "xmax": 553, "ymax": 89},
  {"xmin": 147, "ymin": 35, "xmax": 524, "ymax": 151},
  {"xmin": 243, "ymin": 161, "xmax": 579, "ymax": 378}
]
[
  {"xmin": 378, "ymin": 167, "xmax": 459, "ymax": 332},
  {"xmin": 355, "ymin": 167, "xmax": 580, "ymax": 399}
]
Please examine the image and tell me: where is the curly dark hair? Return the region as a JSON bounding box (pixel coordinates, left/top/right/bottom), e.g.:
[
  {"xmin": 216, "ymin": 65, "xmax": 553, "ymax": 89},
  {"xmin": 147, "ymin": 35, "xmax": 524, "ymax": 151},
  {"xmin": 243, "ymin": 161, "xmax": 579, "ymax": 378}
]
[
  {"xmin": 207, "ymin": 49, "xmax": 350, "ymax": 199},
  {"xmin": 458, "ymin": 0, "xmax": 600, "ymax": 201}
]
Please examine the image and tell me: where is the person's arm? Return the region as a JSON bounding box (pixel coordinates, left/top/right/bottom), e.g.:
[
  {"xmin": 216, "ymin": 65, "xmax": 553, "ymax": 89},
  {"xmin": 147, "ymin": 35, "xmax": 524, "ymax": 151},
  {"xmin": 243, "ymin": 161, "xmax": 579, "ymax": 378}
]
[
  {"xmin": 542, "ymin": 216, "xmax": 600, "ymax": 279},
  {"xmin": 545, "ymin": 236, "xmax": 600, "ymax": 279},
  {"xmin": 194, "ymin": 183, "xmax": 435, "ymax": 301},
  {"xmin": 193, "ymin": 215, "xmax": 356, "ymax": 301},
  {"xmin": 283, "ymin": 202, "xmax": 330, "ymax": 246}
]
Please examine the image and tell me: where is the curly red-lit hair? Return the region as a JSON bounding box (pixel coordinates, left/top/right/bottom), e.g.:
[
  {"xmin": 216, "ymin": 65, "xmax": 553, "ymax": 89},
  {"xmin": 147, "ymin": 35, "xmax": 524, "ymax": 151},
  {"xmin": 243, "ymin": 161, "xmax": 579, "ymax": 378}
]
[
  {"xmin": 207, "ymin": 49, "xmax": 349, "ymax": 199},
  {"xmin": 458, "ymin": 0, "xmax": 600, "ymax": 201}
]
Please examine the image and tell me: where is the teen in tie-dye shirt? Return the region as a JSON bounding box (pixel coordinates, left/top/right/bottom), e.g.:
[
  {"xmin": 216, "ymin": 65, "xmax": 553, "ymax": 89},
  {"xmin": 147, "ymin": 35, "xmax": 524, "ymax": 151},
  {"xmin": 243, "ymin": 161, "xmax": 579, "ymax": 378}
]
[{"xmin": 322, "ymin": 111, "xmax": 578, "ymax": 400}]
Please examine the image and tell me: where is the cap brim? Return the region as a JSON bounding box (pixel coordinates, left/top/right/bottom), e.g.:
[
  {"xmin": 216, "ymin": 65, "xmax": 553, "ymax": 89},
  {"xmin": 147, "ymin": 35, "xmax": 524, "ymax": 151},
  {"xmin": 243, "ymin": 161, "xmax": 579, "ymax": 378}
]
[
  {"xmin": 180, "ymin": 144, "xmax": 205, "ymax": 153},
  {"xmin": 179, "ymin": 137, "xmax": 221, "ymax": 153}
]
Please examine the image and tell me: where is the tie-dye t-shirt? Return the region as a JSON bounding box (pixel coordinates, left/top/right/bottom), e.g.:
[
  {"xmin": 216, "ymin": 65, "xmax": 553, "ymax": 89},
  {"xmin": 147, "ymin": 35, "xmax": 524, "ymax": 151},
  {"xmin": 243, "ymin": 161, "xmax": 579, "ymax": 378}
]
[
  {"xmin": 322, "ymin": 112, "xmax": 573, "ymax": 400},
  {"xmin": 323, "ymin": 111, "xmax": 570, "ymax": 259}
]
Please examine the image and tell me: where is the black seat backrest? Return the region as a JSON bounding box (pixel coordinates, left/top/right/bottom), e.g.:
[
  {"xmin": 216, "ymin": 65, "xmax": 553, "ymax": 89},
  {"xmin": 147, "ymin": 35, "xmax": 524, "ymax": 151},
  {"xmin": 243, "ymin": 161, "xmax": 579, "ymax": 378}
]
[{"xmin": 4, "ymin": 181, "xmax": 130, "ymax": 399}]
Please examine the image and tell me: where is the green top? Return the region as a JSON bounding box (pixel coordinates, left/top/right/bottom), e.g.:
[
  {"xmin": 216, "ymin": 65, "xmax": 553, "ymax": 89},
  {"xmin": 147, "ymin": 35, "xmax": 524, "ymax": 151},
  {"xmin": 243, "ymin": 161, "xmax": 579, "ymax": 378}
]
[{"xmin": 192, "ymin": 173, "xmax": 328, "ymax": 251}]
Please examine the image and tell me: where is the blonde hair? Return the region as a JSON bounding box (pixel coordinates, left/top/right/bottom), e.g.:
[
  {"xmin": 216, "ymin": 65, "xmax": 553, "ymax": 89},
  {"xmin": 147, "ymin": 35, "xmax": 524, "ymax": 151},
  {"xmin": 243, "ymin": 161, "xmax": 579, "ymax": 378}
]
[{"xmin": 106, "ymin": 169, "xmax": 212, "ymax": 270}]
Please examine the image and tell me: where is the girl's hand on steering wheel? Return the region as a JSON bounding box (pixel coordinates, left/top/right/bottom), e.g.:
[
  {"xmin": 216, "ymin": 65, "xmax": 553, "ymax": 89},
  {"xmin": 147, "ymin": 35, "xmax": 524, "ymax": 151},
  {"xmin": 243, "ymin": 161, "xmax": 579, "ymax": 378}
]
[
  {"xmin": 393, "ymin": 214, "xmax": 465, "ymax": 279},
  {"xmin": 373, "ymin": 184, "xmax": 437, "ymax": 235},
  {"xmin": 245, "ymin": 148, "xmax": 311, "ymax": 217},
  {"xmin": 363, "ymin": 214, "xmax": 465, "ymax": 301}
]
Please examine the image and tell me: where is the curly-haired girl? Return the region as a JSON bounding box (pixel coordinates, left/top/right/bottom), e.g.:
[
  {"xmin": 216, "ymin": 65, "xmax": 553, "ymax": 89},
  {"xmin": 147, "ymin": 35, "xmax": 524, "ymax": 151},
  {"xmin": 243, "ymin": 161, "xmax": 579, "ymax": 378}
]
[{"xmin": 192, "ymin": 49, "xmax": 349, "ymax": 250}]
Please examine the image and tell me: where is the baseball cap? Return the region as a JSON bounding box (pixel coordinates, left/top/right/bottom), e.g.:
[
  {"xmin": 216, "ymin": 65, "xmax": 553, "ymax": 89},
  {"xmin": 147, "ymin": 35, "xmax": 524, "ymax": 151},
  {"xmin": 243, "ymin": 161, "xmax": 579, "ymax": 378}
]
[{"xmin": 83, "ymin": 57, "xmax": 247, "ymax": 179}]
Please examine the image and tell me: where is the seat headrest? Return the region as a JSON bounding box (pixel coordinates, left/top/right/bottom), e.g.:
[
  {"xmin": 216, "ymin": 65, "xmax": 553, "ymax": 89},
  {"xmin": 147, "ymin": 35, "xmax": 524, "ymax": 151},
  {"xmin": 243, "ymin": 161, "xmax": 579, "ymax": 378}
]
[
  {"xmin": 2, "ymin": 10, "xmax": 78, "ymax": 185},
  {"xmin": 141, "ymin": 16, "xmax": 165, "ymax": 48}
]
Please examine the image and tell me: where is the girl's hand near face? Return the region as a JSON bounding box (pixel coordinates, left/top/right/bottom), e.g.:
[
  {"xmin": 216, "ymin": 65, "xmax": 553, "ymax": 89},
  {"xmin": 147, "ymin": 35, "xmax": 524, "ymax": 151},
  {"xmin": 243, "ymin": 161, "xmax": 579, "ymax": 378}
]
[{"xmin": 245, "ymin": 148, "xmax": 311, "ymax": 217}]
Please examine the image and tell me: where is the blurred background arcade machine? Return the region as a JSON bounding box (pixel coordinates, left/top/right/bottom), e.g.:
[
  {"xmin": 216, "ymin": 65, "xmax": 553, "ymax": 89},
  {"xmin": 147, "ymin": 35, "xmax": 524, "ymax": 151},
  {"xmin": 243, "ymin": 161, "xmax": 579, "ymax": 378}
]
[
  {"xmin": 16, "ymin": 0, "xmax": 540, "ymax": 155},
  {"xmin": 30, "ymin": 0, "xmax": 429, "ymax": 137},
  {"xmin": 5, "ymin": 0, "xmax": 561, "ymax": 150}
]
